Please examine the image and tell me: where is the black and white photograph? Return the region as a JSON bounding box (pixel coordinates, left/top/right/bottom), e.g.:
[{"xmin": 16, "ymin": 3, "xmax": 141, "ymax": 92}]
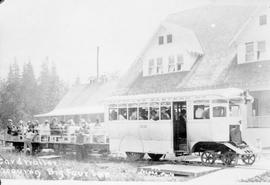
[{"xmin": 0, "ymin": 0, "xmax": 269, "ymax": 184}]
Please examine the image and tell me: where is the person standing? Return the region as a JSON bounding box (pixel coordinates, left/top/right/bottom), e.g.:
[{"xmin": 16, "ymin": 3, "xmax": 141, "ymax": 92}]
[{"xmin": 24, "ymin": 126, "xmax": 38, "ymax": 155}]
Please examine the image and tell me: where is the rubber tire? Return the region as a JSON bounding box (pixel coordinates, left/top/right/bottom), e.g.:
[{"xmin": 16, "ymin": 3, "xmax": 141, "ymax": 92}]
[{"xmin": 148, "ymin": 153, "xmax": 164, "ymax": 161}]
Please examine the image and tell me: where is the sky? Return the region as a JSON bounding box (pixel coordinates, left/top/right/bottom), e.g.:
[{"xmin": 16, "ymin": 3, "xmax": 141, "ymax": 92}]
[{"xmin": 0, "ymin": 0, "xmax": 259, "ymax": 84}]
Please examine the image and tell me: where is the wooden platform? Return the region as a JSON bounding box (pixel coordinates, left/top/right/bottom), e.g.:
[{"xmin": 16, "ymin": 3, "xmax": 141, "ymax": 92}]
[{"xmin": 138, "ymin": 164, "xmax": 221, "ymax": 177}]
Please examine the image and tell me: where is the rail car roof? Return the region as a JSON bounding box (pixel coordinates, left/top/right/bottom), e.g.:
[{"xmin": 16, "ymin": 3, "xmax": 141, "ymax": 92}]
[{"xmin": 105, "ymin": 88, "xmax": 252, "ymax": 104}]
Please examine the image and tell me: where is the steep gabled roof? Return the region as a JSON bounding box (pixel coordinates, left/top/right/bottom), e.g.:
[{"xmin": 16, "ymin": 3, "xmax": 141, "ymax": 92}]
[
  {"xmin": 125, "ymin": 71, "xmax": 189, "ymax": 95},
  {"xmin": 116, "ymin": 4, "xmax": 261, "ymax": 95},
  {"xmin": 35, "ymin": 80, "xmax": 118, "ymax": 117},
  {"xmin": 221, "ymin": 60, "xmax": 270, "ymax": 90},
  {"xmin": 169, "ymin": 4, "xmax": 260, "ymax": 89}
]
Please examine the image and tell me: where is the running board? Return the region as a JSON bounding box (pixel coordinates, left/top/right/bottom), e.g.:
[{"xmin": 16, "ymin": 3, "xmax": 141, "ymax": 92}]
[{"xmin": 174, "ymin": 150, "xmax": 189, "ymax": 156}]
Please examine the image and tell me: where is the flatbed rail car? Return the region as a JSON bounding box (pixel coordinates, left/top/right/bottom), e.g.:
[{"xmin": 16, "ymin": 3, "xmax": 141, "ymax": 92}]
[
  {"xmin": 105, "ymin": 88, "xmax": 256, "ymax": 166},
  {"xmin": 0, "ymin": 126, "xmax": 109, "ymax": 155}
]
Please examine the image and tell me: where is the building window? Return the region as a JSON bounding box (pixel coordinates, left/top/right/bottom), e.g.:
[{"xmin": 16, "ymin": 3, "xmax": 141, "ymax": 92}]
[
  {"xmin": 257, "ymin": 41, "xmax": 266, "ymax": 60},
  {"xmin": 259, "ymin": 15, "xmax": 267, "ymax": 25},
  {"xmin": 156, "ymin": 58, "xmax": 163, "ymax": 74},
  {"xmin": 168, "ymin": 56, "xmax": 175, "ymax": 72},
  {"xmin": 245, "ymin": 42, "xmax": 254, "ymax": 62},
  {"xmin": 167, "ymin": 34, "xmax": 172, "ymax": 43},
  {"xmin": 158, "ymin": 36, "xmax": 164, "ymax": 45},
  {"xmin": 252, "ymin": 98, "xmax": 259, "ymax": 116},
  {"xmin": 148, "ymin": 59, "xmax": 154, "ymax": 75},
  {"xmin": 176, "ymin": 55, "xmax": 184, "ymax": 71}
]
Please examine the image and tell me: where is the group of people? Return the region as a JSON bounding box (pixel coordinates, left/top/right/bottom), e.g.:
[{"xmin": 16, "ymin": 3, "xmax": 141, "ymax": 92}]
[
  {"xmin": 6, "ymin": 118, "xmax": 103, "ymax": 155},
  {"xmin": 6, "ymin": 118, "xmax": 102, "ymax": 137}
]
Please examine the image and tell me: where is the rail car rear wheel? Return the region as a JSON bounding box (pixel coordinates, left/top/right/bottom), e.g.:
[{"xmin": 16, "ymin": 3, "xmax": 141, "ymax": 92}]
[
  {"xmin": 126, "ymin": 152, "xmax": 145, "ymax": 161},
  {"xmin": 221, "ymin": 151, "xmax": 238, "ymax": 167},
  {"xmin": 241, "ymin": 154, "xmax": 256, "ymax": 165},
  {"xmin": 148, "ymin": 153, "xmax": 163, "ymax": 161},
  {"xmin": 201, "ymin": 151, "xmax": 216, "ymax": 165}
]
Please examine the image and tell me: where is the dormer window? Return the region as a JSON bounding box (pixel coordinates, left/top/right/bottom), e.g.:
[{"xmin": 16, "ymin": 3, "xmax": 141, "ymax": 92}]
[
  {"xmin": 168, "ymin": 56, "xmax": 175, "ymax": 72},
  {"xmin": 167, "ymin": 34, "xmax": 172, "ymax": 43},
  {"xmin": 156, "ymin": 58, "xmax": 163, "ymax": 74},
  {"xmin": 158, "ymin": 36, "xmax": 164, "ymax": 45},
  {"xmin": 245, "ymin": 42, "xmax": 254, "ymax": 62},
  {"xmin": 148, "ymin": 59, "xmax": 155, "ymax": 75},
  {"xmin": 257, "ymin": 41, "xmax": 266, "ymax": 60},
  {"xmin": 259, "ymin": 15, "xmax": 267, "ymax": 25},
  {"xmin": 176, "ymin": 55, "xmax": 184, "ymax": 71}
]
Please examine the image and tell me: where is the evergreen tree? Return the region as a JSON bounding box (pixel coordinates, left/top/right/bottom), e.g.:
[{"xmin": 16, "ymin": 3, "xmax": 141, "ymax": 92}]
[
  {"xmin": 37, "ymin": 61, "xmax": 51, "ymax": 113},
  {"xmin": 21, "ymin": 62, "xmax": 38, "ymax": 118},
  {"xmin": 1, "ymin": 62, "xmax": 23, "ymax": 123}
]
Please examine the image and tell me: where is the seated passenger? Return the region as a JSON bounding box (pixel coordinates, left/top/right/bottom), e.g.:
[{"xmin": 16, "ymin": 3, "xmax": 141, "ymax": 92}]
[
  {"xmin": 161, "ymin": 109, "xmax": 170, "ymax": 120},
  {"xmin": 129, "ymin": 111, "xmax": 137, "ymax": 120},
  {"xmin": 119, "ymin": 112, "xmax": 127, "ymax": 120},
  {"xmin": 150, "ymin": 110, "xmax": 159, "ymax": 121},
  {"xmin": 7, "ymin": 119, "xmax": 13, "ymax": 135}
]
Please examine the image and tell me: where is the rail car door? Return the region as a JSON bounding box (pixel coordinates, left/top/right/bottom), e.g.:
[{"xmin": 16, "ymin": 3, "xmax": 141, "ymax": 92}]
[{"xmin": 173, "ymin": 101, "xmax": 187, "ymax": 153}]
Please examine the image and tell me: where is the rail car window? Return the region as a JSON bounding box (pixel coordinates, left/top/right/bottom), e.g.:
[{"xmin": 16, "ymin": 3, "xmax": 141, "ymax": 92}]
[
  {"xmin": 194, "ymin": 105, "xmax": 210, "ymax": 119},
  {"xmin": 213, "ymin": 106, "xmax": 227, "ymax": 117},
  {"xmin": 229, "ymin": 100, "xmax": 241, "ymax": 117},
  {"xmin": 128, "ymin": 103, "xmax": 138, "ymax": 120},
  {"xmin": 139, "ymin": 103, "xmax": 149, "ymax": 120},
  {"xmin": 118, "ymin": 104, "xmax": 127, "ymax": 120},
  {"xmin": 109, "ymin": 104, "xmax": 118, "ymax": 121},
  {"xmin": 161, "ymin": 102, "xmax": 171, "ymax": 120},
  {"xmin": 150, "ymin": 102, "xmax": 160, "ymax": 121}
]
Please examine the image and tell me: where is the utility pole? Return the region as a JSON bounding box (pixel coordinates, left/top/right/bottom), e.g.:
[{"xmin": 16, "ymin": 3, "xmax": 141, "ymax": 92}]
[{"xmin": 97, "ymin": 46, "xmax": 99, "ymax": 80}]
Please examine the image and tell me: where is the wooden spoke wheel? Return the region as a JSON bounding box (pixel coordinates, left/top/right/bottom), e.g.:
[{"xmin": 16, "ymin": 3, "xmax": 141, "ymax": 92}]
[
  {"xmin": 148, "ymin": 153, "xmax": 164, "ymax": 161},
  {"xmin": 126, "ymin": 152, "xmax": 145, "ymax": 161},
  {"xmin": 201, "ymin": 151, "xmax": 216, "ymax": 165},
  {"xmin": 221, "ymin": 151, "xmax": 238, "ymax": 167},
  {"xmin": 241, "ymin": 154, "xmax": 256, "ymax": 165}
]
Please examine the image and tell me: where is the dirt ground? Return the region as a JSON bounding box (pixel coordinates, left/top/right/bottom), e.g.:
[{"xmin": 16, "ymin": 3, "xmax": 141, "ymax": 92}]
[{"xmin": 0, "ymin": 151, "xmax": 192, "ymax": 181}]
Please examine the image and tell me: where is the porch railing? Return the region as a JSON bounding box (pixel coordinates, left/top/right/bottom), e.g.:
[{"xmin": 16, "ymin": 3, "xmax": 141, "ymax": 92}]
[{"xmin": 247, "ymin": 115, "xmax": 270, "ymax": 128}]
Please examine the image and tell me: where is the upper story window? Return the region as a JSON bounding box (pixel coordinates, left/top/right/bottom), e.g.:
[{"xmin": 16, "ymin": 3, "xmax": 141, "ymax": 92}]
[
  {"xmin": 245, "ymin": 42, "xmax": 254, "ymax": 62},
  {"xmin": 259, "ymin": 15, "xmax": 267, "ymax": 25},
  {"xmin": 158, "ymin": 36, "xmax": 164, "ymax": 45},
  {"xmin": 148, "ymin": 59, "xmax": 155, "ymax": 75},
  {"xmin": 167, "ymin": 34, "xmax": 172, "ymax": 43},
  {"xmin": 156, "ymin": 58, "xmax": 163, "ymax": 74},
  {"xmin": 257, "ymin": 41, "xmax": 266, "ymax": 60},
  {"xmin": 168, "ymin": 56, "xmax": 175, "ymax": 72},
  {"xmin": 176, "ymin": 55, "xmax": 184, "ymax": 71}
]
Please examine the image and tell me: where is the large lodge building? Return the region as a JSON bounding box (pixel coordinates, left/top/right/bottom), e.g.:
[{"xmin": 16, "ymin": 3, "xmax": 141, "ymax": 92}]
[
  {"xmin": 114, "ymin": 4, "xmax": 270, "ymax": 147},
  {"xmin": 38, "ymin": 4, "xmax": 270, "ymax": 147}
]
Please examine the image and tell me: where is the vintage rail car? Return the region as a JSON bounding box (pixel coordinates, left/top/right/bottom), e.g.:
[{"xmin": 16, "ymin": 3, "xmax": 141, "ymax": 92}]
[{"xmin": 105, "ymin": 88, "xmax": 256, "ymax": 166}]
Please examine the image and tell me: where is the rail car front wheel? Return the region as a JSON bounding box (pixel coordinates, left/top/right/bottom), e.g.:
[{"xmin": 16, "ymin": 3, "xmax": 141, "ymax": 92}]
[
  {"xmin": 241, "ymin": 154, "xmax": 256, "ymax": 165},
  {"xmin": 126, "ymin": 152, "xmax": 145, "ymax": 161},
  {"xmin": 221, "ymin": 151, "xmax": 238, "ymax": 167},
  {"xmin": 201, "ymin": 151, "xmax": 216, "ymax": 165},
  {"xmin": 148, "ymin": 153, "xmax": 163, "ymax": 161}
]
